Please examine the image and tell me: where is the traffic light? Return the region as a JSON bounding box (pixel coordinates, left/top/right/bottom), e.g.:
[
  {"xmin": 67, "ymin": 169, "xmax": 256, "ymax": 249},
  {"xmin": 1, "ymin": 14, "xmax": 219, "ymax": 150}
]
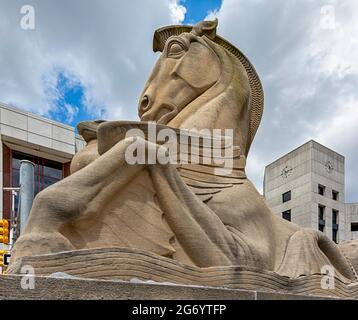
[
  {"xmin": 0, "ymin": 250, "xmax": 10, "ymax": 267},
  {"xmin": 0, "ymin": 219, "xmax": 9, "ymax": 244},
  {"xmin": 0, "ymin": 250, "xmax": 5, "ymax": 267}
]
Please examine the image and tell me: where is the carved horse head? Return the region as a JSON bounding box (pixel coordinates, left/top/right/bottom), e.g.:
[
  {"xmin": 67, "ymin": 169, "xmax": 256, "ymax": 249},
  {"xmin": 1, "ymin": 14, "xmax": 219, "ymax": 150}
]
[{"xmin": 138, "ymin": 19, "xmax": 264, "ymax": 156}]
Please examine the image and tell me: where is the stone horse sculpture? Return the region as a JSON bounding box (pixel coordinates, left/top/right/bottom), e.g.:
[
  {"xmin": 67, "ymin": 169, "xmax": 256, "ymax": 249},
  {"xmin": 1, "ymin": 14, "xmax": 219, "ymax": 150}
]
[{"xmin": 9, "ymin": 20, "xmax": 358, "ymax": 297}]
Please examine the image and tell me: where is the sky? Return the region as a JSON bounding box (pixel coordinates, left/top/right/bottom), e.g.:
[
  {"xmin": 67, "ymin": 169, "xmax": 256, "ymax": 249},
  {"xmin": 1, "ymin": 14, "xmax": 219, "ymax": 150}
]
[{"xmin": 0, "ymin": 0, "xmax": 357, "ymax": 202}]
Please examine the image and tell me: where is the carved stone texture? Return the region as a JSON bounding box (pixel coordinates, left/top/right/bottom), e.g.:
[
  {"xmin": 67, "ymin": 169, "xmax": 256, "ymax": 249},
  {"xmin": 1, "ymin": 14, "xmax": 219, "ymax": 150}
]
[
  {"xmin": 7, "ymin": 248, "xmax": 358, "ymax": 299},
  {"xmin": 8, "ymin": 20, "xmax": 358, "ymax": 297}
]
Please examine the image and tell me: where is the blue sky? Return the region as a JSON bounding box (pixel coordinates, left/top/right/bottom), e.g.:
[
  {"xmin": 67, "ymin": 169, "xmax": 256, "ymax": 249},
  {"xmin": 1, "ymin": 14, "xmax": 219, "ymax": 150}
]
[
  {"xmin": 48, "ymin": 72, "xmax": 105, "ymax": 129},
  {"xmin": 181, "ymin": 0, "xmax": 222, "ymax": 24},
  {"xmin": 50, "ymin": 0, "xmax": 222, "ymax": 129}
]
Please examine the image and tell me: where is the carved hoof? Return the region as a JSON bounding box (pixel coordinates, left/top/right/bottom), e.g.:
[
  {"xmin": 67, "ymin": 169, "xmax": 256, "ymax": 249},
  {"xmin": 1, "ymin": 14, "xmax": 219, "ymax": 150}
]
[{"xmin": 10, "ymin": 232, "xmax": 75, "ymax": 263}]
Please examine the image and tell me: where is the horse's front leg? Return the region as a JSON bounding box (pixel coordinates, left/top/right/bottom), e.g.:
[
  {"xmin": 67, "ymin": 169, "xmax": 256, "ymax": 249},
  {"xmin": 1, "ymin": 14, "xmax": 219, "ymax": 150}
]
[{"xmin": 149, "ymin": 164, "xmax": 238, "ymax": 267}]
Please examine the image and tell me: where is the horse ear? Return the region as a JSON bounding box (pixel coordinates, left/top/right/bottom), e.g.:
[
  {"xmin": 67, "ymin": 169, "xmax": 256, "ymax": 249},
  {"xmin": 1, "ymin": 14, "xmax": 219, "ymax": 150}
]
[
  {"xmin": 174, "ymin": 42, "xmax": 220, "ymax": 90},
  {"xmin": 192, "ymin": 19, "xmax": 218, "ymax": 40}
]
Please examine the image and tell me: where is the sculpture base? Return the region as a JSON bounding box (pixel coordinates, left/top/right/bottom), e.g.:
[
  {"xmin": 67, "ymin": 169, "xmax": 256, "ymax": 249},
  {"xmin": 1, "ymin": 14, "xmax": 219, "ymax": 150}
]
[
  {"xmin": 0, "ymin": 274, "xmax": 343, "ymax": 300},
  {"xmin": 7, "ymin": 247, "xmax": 358, "ymax": 299}
]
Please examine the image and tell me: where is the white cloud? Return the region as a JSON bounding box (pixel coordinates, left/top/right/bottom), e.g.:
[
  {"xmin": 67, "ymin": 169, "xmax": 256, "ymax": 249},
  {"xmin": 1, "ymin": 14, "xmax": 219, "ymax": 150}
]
[
  {"xmin": 213, "ymin": 0, "xmax": 358, "ymax": 201},
  {"xmin": 0, "ymin": 0, "xmax": 182, "ymax": 121},
  {"xmin": 169, "ymin": 0, "xmax": 187, "ymax": 24},
  {"xmin": 312, "ymin": 96, "xmax": 358, "ymax": 201},
  {"xmin": 63, "ymin": 103, "xmax": 79, "ymax": 124}
]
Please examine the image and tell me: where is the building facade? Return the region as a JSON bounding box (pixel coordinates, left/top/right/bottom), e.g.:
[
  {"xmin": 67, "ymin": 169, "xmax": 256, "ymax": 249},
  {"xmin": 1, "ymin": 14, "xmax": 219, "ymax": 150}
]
[
  {"xmin": 264, "ymin": 140, "xmax": 358, "ymax": 243},
  {"xmin": 346, "ymin": 203, "xmax": 358, "ymax": 240},
  {"xmin": 0, "ymin": 102, "xmax": 85, "ymax": 222}
]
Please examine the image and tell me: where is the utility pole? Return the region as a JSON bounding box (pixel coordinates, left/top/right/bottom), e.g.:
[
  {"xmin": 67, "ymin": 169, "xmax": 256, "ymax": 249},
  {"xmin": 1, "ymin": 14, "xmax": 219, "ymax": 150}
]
[
  {"xmin": 1, "ymin": 160, "xmax": 35, "ymax": 274},
  {"xmin": 19, "ymin": 160, "xmax": 35, "ymax": 235}
]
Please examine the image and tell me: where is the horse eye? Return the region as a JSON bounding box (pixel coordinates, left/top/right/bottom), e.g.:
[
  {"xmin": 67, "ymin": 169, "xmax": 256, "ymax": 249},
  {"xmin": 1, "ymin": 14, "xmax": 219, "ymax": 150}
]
[{"xmin": 167, "ymin": 42, "xmax": 185, "ymax": 57}]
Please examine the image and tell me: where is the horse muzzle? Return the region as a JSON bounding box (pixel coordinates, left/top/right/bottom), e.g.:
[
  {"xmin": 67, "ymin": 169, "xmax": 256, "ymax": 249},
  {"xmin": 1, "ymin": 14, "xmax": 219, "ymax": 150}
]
[{"xmin": 140, "ymin": 101, "xmax": 179, "ymax": 125}]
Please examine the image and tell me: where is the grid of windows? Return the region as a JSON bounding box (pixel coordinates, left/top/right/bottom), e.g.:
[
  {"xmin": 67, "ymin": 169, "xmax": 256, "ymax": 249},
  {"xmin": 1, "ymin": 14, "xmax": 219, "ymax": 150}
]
[
  {"xmin": 316, "ymin": 183, "xmax": 342, "ymax": 241},
  {"xmin": 10, "ymin": 151, "xmax": 64, "ymax": 213},
  {"xmin": 2, "ymin": 144, "xmax": 71, "ymax": 220},
  {"xmin": 318, "ymin": 184, "xmax": 340, "ymax": 201},
  {"xmin": 11, "ymin": 151, "xmax": 64, "ymax": 194}
]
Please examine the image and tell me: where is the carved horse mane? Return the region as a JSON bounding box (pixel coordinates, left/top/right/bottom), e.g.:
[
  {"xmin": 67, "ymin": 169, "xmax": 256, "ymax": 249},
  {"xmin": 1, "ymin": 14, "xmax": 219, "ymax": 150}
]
[{"xmin": 143, "ymin": 19, "xmax": 264, "ymax": 156}]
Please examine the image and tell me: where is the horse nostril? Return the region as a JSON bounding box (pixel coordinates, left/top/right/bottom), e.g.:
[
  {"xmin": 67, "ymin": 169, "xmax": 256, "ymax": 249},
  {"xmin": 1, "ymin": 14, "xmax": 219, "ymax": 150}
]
[{"xmin": 140, "ymin": 95, "xmax": 151, "ymax": 112}]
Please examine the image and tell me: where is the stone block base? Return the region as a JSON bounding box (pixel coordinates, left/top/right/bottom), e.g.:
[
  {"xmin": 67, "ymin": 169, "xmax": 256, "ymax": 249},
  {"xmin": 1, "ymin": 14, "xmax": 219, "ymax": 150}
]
[
  {"xmin": 0, "ymin": 275, "xmax": 343, "ymax": 300},
  {"xmin": 6, "ymin": 247, "xmax": 358, "ymax": 299}
]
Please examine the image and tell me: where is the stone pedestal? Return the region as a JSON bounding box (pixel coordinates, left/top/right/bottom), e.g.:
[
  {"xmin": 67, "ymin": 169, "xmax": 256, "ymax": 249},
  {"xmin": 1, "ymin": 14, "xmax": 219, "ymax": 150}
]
[
  {"xmin": 0, "ymin": 275, "xmax": 342, "ymax": 300},
  {"xmin": 7, "ymin": 247, "xmax": 358, "ymax": 299}
]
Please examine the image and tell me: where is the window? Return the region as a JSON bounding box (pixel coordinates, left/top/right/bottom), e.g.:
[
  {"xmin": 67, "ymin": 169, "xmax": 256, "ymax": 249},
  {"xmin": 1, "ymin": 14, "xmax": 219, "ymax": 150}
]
[
  {"xmin": 332, "ymin": 229, "xmax": 338, "ymax": 243},
  {"xmin": 319, "ymin": 222, "xmax": 325, "ymax": 232},
  {"xmin": 282, "ymin": 210, "xmax": 291, "ymax": 222},
  {"xmin": 351, "ymin": 223, "xmax": 358, "ymax": 232},
  {"xmin": 318, "ymin": 185, "xmax": 326, "ymax": 196},
  {"xmin": 332, "ymin": 190, "xmax": 339, "ymax": 201},
  {"xmin": 11, "ymin": 151, "xmax": 64, "ymax": 213},
  {"xmin": 318, "ymin": 205, "xmax": 325, "ymax": 232},
  {"xmin": 332, "ymin": 210, "xmax": 339, "ymax": 243},
  {"xmin": 12, "ymin": 151, "xmax": 63, "ymax": 194},
  {"xmin": 282, "ymin": 191, "xmax": 291, "ymax": 203},
  {"xmin": 319, "ymin": 205, "xmax": 325, "ymax": 220},
  {"xmin": 332, "ymin": 210, "xmax": 339, "ymax": 225}
]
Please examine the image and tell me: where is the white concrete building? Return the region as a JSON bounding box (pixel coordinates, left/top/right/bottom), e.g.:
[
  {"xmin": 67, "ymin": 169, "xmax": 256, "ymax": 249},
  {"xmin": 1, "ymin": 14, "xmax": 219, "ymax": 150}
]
[
  {"xmin": 346, "ymin": 203, "xmax": 358, "ymax": 240},
  {"xmin": 0, "ymin": 102, "xmax": 85, "ymax": 222},
  {"xmin": 264, "ymin": 140, "xmax": 358, "ymax": 243}
]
